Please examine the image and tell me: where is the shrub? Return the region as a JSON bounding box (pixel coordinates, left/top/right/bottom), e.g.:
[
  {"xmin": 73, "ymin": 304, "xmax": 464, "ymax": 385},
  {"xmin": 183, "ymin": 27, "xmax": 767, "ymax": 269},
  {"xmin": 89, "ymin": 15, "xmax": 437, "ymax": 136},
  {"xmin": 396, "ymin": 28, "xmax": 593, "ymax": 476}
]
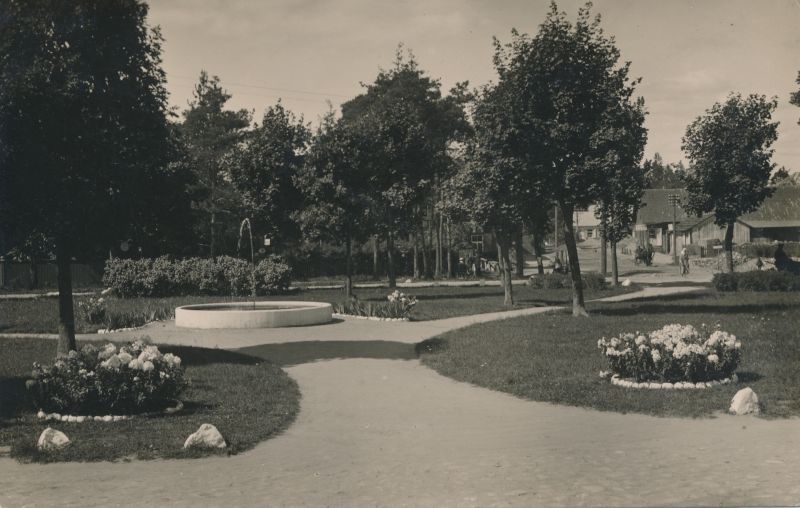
[
  {"xmin": 76, "ymin": 297, "xmax": 107, "ymax": 325},
  {"xmin": 103, "ymin": 304, "xmax": 174, "ymax": 331},
  {"xmin": 713, "ymin": 271, "xmax": 800, "ymax": 292},
  {"xmin": 26, "ymin": 340, "xmax": 186, "ymax": 414},
  {"xmin": 736, "ymin": 241, "xmax": 800, "ymax": 259},
  {"xmin": 598, "ymin": 324, "xmax": 741, "ymax": 383},
  {"xmin": 103, "ymin": 256, "xmax": 292, "ymax": 297},
  {"xmin": 528, "ymin": 272, "xmax": 606, "ymax": 290},
  {"xmin": 333, "ymin": 291, "xmax": 417, "ymax": 320}
]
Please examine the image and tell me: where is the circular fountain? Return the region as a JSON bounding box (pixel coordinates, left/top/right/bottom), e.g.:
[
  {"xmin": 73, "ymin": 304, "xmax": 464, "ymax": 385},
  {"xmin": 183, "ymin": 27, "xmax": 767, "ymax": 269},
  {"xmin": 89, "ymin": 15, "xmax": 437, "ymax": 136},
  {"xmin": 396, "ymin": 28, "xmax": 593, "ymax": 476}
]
[
  {"xmin": 175, "ymin": 218, "xmax": 332, "ymax": 329},
  {"xmin": 175, "ymin": 301, "xmax": 333, "ymax": 329}
]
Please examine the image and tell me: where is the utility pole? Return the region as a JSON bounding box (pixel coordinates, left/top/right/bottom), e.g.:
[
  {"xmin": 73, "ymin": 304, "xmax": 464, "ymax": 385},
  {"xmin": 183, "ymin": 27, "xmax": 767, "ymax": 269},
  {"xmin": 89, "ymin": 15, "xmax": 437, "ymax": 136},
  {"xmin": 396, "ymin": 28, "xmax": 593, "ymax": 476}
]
[{"xmin": 667, "ymin": 193, "xmax": 680, "ymax": 265}]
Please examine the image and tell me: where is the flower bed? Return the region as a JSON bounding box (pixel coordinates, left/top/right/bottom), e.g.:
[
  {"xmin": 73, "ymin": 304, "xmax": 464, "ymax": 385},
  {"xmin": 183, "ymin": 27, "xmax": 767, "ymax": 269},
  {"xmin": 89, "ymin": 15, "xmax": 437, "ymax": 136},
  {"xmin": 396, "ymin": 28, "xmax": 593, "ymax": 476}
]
[
  {"xmin": 597, "ymin": 324, "xmax": 741, "ymax": 384},
  {"xmin": 26, "ymin": 340, "xmax": 186, "ymax": 415},
  {"xmin": 333, "ymin": 290, "xmax": 417, "ymax": 320}
]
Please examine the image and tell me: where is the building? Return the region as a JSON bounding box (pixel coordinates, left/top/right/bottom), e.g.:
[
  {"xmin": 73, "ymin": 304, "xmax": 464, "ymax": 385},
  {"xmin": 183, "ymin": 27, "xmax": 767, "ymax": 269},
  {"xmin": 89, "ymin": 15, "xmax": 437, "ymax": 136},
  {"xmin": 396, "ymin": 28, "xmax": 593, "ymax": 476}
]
[{"xmin": 633, "ymin": 189, "xmax": 690, "ymax": 254}]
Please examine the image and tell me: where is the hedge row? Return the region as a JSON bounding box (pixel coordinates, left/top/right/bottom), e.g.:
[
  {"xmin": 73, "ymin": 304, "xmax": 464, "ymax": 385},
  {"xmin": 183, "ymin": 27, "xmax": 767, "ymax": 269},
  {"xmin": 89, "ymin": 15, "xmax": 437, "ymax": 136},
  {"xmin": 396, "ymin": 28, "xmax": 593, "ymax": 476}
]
[
  {"xmin": 735, "ymin": 242, "xmax": 800, "ymax": 258},
  {"xmin": 712, "ymin": 270, "xmax": 800, "ymax": 292},
  {"xmin": 528, "ymin": 272, "xmax": 606, "ymax": 290},
  {"xmin": 103, "ymin": 256, "xmax": 292, "ymax": 297}
]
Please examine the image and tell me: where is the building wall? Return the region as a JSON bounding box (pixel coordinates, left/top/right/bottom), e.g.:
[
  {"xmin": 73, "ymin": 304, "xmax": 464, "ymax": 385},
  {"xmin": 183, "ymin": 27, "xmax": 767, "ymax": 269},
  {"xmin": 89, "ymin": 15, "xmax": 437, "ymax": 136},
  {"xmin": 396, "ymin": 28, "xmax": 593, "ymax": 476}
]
[
  {"xmin": 687, "ymin": 221, "xmax": 750, "ymax": 246},
  {"xmin": 750, "ymin": 227, "xmax": 800, "ymax": 243}
]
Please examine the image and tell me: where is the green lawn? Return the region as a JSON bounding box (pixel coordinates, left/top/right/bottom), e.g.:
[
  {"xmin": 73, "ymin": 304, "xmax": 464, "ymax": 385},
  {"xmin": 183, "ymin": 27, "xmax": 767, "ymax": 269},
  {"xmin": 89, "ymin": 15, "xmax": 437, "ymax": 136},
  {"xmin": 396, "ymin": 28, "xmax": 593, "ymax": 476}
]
[
  {"xmin": 418, "ymin": 290, "xmax": 800, "ymax": 418},
  {"xmin": 0, "ymin": 337, "xmax": 300, "ymax": 462},
  {"xmin": 0, "ymin": 284, "xmax": 637, "ymax": 333}
]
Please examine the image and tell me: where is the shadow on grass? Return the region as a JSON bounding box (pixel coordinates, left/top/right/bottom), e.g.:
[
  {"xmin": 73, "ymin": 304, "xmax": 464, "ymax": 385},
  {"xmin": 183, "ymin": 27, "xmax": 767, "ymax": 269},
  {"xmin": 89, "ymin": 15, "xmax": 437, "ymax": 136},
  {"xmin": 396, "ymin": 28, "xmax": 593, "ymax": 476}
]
[
  {"xmin": 736, "ymin": 371, "xmax": 763, "ymax": 383},
  {"xmin": 0, "ymin": 377, "xmax": 27, "ymax": 419},
  {"xmin": 593, "ymin": 302, "xmax": 797, "ymax": 317},
  {"xmin": 237, "ymin": 340, "xmax": 418, "ymax": 366},
  {"xmin": 415, "ymin": 337, "xmax": 448, "ymax": 356},
  {"xmin": 158, "ymin": 345, "xmax": 261, "ymax": 366}
]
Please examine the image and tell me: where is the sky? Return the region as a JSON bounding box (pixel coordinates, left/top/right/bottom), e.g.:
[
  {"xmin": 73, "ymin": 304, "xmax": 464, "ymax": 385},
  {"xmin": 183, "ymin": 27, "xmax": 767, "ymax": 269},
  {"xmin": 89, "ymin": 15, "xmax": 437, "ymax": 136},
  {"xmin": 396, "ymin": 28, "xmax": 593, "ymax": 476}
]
[{"xmin": 148, "ymin": 0, "xmax": 800, "ymax": 171}]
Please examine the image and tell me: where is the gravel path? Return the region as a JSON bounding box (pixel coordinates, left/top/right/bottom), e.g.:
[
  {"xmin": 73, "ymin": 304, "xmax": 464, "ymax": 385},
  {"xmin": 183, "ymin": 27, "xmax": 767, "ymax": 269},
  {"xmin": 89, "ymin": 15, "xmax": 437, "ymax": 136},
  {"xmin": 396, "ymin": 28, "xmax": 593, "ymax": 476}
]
[{"xmin": 3, "ymin": 285, "xmax": 798, "ymax": 507}]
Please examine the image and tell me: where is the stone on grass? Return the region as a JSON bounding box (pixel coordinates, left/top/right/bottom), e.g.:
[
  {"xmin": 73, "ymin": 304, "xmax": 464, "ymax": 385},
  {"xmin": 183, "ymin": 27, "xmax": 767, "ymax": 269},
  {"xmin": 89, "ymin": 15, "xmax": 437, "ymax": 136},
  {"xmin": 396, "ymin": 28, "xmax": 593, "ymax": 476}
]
[
  {"xmin": 730, "ymin": 387, "xmax": 760, "ymax": 415},
  {"xmin": 621, "ymin": 278, "xmax": 632, "ymax": 287},
  {"xmin": 184, "ymin": 423, "xmax": 226, "ymax": 449},
  {"xmin": 102, "ymin": 415, "xmax": 112, "ymax": 422},
  {"xmin": 37, "ymin": 427, "xmax": 70, "ymax": 451},
  {"xmin": 100, "ymin": 287, "xmax": 115, "ymax": 296},
  {"xmin": 662, "ymin": 382, "xmax": 674, "ymax": 390}
]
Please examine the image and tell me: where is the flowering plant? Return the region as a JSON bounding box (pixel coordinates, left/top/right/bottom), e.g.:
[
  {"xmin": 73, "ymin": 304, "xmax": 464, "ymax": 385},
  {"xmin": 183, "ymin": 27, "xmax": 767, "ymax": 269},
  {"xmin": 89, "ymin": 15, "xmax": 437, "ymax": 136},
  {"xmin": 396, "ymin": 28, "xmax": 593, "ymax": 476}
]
[
  {"xmin": 597, "ymin": 324, "xmax": 741, "ymax": 383},
  {"xmin": 27, "ymin": 339, "xmax": 186, "ymax": 414},
  {"xmin": 77, "ymin": 297, "xmax": 107, "ymax": 325},
  {"xmin": 333, "ymin": 291, "xmax": 418, "ymax": 320},
  {"xmin": 386, "ymin": 290, "xmax": 417, "ymax": 317}
]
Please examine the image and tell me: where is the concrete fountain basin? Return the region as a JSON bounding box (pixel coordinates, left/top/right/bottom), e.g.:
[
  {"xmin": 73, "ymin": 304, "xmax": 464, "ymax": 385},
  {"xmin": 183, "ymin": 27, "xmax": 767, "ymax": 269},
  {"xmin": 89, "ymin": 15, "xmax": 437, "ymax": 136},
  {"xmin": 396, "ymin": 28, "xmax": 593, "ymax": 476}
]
[{"xmin": 175, "ymin": 301, "xmax": 333, "ymax": 329}]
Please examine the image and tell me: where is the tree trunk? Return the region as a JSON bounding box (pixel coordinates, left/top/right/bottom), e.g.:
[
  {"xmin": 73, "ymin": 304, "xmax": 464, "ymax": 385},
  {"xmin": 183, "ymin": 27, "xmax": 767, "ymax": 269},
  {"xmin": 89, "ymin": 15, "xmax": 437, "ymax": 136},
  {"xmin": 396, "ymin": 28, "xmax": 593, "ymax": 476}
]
[
  {"xmin": 497, "ymin": 235, "xmax": 514, "ymax": 306},
  {"xmin": 387, "ymin": 231, "xmax": 397, "ymax": 288},
  {"xmin": 514, "ymin": 229, "xmax": 524, "ymax": 278},
  {"xmin": 344, "ymin": 235, "xmax": 353, "ymax": 298},
  {"xmin": 560, "ymin": 202, "xmax": 588, "ymax": 317},
  {"xmin": 445, "ymin": 220, "xmax": 453, "ymax": 278},
  {"xmin": 412, "ymin": 232, "xmax": 420, "ymax": 279},
  {"xmin": 372, "ymin": 235, "xmax": 379, "ymax": 280},
  {"xmin": 28, "ymin": 255, "xmax": 38, "ymax": 290},
  {"xmin": 210, "ymin": 210, "xmax": 216, "ymax": 258},
  {"xmin": 56, "ymin": 240, "xmax": 76, "ymax": 354},
  {"xmin": 531, "ymin": 232, "xmax": 544, "ymax": 275},
  {"xmin": 724, "ymin": 221, "xmax": 735, "ymax": 273},
  {"xmin": 421, "ymin": 216, "xmax": 430, "ymax": 279},
  {"xmin": 600, "ymin": 234, "xmax": 607, "ymax": 278},
  {"xmin": 435, "ymin": 206, "xmax": 443, "ymax": 278},
  {"xmin": 611, "ymin": 240, "xmax": 619, "ymax": 286}
]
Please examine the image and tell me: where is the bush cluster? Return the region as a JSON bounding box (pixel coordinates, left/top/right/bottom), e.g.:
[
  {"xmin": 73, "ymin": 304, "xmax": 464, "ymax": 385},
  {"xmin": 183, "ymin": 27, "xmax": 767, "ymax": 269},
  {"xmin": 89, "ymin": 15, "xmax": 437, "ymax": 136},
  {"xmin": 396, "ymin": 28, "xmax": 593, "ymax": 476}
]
[
  {"xmin": 598, "ymin": 324, "xmax": 741, "ymax": 383},
  {"xmin": 103, "ymin": 256, "xmax": 291, "ymax": 297},
  {"xmin": 26, "ymin": 340, "xmax": 186, "ymax": 414},
  {"xmin": 712, "ymin": 271, "xmax": 800, "ymax": 292},
  {"xmin": 333, "ymin": 291, "xmax": 418, "ymax": 320},
  {"xmin": 528, "ymin": 272, "xmax": 606, "ymax": 290}
]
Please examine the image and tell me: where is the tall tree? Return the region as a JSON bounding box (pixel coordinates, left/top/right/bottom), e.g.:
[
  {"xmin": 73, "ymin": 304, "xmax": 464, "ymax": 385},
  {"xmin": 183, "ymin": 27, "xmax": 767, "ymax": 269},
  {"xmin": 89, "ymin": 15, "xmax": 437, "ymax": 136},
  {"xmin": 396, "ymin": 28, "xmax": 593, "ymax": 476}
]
[
  {"xmin": 341, "ymin": 47, "xmax": 469, "ymax": 287},
  {"xmin": 491, "ymin": 2, "xmax": 646, "ymax": 316},
  {"xmin": 682, "ymin": 93, "xmax": 778, "ymax": 273},
  {"xmin": 0, "ymin": 0, "xmax": 184, "ymax": 353},
  {"xmin": 294, "ymin": 112, "xmax": 371, "ymax": 297},
  {"xmin": 229, "ymin": 102, "xmax": 309, "ymax": 251},
  {"xmin": 642, "ymin": 153, "xmax": 686, "ymax": 189},
  {"xmin": 179, "ymin": 72, "xmax": 251, "ymax": 257}
]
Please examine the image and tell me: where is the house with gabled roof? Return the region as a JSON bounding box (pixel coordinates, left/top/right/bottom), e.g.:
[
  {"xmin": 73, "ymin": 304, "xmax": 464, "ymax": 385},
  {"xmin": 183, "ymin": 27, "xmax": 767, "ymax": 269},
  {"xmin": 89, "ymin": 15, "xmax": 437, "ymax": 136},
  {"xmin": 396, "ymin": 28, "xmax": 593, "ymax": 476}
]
[
  {"xmin": 632, "ymin": 189, "xmax": 691, "ymax": 254},
  {"xmin": 675, "ymin": 187, "xmax": 800, "ymax": 252}
]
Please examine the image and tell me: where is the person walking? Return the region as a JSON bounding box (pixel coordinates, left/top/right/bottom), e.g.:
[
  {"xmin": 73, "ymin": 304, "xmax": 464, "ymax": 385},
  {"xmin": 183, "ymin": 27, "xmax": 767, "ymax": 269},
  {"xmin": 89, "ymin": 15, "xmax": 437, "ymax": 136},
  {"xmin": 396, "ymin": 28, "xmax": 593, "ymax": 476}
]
[{"xmin": 680, "ymin": 246, "xmax": 690, "ymax": 276}]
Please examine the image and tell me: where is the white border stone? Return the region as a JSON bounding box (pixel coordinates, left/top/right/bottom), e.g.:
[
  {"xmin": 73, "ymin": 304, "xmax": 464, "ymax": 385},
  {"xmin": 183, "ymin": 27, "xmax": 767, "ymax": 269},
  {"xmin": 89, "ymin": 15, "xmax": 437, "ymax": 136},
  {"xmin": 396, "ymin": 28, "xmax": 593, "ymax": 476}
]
[
  {"xmin": 36, "ymin": 399, "xmax": 183, "ymax": 423},
  {"xmin": 332, "ymin": 313, "xmax": 409, "ymax": 322},
  {"xmin": 610, "ymin": 374, "xmax": 737, "ymax": 390}
]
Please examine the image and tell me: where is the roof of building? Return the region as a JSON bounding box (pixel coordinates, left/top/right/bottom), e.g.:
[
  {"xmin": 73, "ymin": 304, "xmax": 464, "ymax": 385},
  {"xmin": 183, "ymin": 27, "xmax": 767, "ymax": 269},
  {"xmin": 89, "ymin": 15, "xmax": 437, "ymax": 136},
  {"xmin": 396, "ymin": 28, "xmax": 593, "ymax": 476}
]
[
  {"xmin": 635, "ymin": 189, "xmax": 692, "ymax": 225},
  {"xmin": 672, "ymin": 186, "xmax": 800, "ymax": 232}
]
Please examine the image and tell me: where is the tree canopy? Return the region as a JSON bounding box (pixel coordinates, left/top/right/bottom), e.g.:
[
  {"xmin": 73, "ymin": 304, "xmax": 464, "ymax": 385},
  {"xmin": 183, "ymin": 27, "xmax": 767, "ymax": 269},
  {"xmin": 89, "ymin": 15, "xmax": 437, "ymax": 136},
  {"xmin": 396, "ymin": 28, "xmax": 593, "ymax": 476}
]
[
  {"xmin": 0, "ymin": 0, "xmax": 190, "ymax": 352},
  {"xmin": 682, "ymin": 93, "xmax": 779, "ymax": 272}
]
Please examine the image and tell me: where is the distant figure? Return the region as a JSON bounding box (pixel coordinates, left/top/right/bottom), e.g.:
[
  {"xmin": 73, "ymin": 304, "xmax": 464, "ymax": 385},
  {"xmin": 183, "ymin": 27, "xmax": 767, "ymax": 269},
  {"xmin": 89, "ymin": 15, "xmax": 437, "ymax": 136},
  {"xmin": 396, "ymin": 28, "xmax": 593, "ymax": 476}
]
[
  {"xmin": 755, "ymin": 256, "xmax": 764, "ymax": 271},
  {"xmin": 680, "ymin": 247, "xmax": 689, "ymax": 276},
  {"xmin": 774, "ymin": 244, "xmax": 789, "ymax": 271}
]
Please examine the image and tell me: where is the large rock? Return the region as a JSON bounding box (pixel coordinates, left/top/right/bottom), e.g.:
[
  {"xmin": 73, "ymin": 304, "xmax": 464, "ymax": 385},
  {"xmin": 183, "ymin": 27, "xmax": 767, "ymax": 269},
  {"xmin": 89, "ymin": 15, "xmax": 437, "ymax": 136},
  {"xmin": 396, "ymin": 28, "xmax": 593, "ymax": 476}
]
[
  {"xmin": 183, "ymin": 423, "xmax": 226, "ymax": 449},
  {"xmin": 37, "ymin": 427, "xmax": 70, "ymax": 451},
  {"xmin": 730, "ymin": 387, "xmax": 760, "ymax": 415},
  {"xmin": 621, "ymin": 278, "xmax": 632, "ymax": 287}
]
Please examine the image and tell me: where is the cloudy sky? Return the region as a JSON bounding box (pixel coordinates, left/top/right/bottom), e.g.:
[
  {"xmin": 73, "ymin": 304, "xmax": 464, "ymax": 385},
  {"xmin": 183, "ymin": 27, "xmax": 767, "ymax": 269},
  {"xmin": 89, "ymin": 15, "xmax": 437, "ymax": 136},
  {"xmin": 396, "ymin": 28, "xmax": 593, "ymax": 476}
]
[{"xmin": 148, "ymin": 0, "xmax": 800, "ymax": 170}]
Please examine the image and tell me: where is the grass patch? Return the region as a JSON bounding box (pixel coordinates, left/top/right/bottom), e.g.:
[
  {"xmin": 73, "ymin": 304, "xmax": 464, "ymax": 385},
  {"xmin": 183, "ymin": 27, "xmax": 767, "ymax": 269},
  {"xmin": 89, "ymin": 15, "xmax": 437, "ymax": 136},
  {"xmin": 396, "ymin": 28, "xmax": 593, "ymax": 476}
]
[
  {"xmin": 0, "ymin": 285, "xmax": 638, "ymax": 333},
  {"xmin": 418, "ymin": 291, "xmax": 800, "ymax": 418},
  {"xmin": 0, "ymin": 337, "xmax": 300, "ymax": 462}
]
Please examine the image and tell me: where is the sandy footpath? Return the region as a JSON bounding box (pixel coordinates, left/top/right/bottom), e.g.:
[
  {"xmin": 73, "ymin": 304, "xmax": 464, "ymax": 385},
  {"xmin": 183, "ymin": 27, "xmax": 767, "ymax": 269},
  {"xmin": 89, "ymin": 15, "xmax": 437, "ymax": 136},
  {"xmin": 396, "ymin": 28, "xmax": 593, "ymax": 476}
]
[{"xmin": 2, "ymin": 286, "xmax": 798, "ymax": 507}]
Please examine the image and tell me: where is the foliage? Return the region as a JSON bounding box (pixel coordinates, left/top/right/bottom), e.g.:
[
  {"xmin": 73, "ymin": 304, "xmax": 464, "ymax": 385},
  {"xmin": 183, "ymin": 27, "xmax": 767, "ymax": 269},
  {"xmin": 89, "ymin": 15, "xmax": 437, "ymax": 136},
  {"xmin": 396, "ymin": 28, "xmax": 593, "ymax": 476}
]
[
  {"xmin": 712, "ymin": 271, "xmax": 800, "ymax": 292},
  {"xmin": 0, "ymin": 0, "xmax": 194, "ymax": 351},
  {"xmin": 76, "ymin": 297, "xmax": 107, "ymax": 325},
  {"xmin": 102, "ymin": 304, "xmax": 173, "ymax": 331},
  {"xmin": 333, "ymin": 290, "xmax": 418, "ymax": 320},
  {"xmin": 682, "ymin": 93, "xmax": 779, "ymax": 272},
  {"xmin": 228, "ymin": 103, "xmax": 309, "ymax": 247},
  {"xmin": 178, "ymin": 72, "xmax": 252, "ymax": 257},
  {"xmin": 791, "ymin": 70, "xmax": 800, "ymax": 125},
  {"xmin": 26, "ymin": 340, "xmax": 186, "ymax": 414},
  {"xmin": 597, "ymin": 324, "xmax": 741, "ymax": 383},
  {"xmin": 103, "ymin": 256, "xmax": 291, "ymax": 297},
  {"xmin": 528, "ymin": 272, "xmax": 606, "ymax": 290},
  {"xmin": 642, "ymin": 153, "xmax": 687, "ymax": 189}
]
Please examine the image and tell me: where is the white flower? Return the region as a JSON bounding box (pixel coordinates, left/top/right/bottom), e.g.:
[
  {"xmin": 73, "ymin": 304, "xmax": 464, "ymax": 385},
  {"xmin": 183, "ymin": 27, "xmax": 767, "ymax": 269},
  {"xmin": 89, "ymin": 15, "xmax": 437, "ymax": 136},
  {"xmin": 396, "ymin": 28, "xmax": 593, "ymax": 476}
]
[
  {"xmin": 128, "ymin": 359, "xmax": 142, "ymax": 370},
  {"xmin": 651, "ymin": 350, "xmax": 661, "ymax": 362},
  {"xmin": 142, "ymin": 360, "xmax": 155, "ymax": 372},
  {"xmin": 117, "ymin": 351, "xmax": 133, "ymax": 364},
  {"xmin": 101, "ymin": 355, "xmax": 122, "ymax": 370},
  {"xmin": 707, "ymin": 354, "xmax": 719, "ymax": 364},
  {"xmin": 635, "ymin": 335, "xmax": 646, "ymax": 346}
]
